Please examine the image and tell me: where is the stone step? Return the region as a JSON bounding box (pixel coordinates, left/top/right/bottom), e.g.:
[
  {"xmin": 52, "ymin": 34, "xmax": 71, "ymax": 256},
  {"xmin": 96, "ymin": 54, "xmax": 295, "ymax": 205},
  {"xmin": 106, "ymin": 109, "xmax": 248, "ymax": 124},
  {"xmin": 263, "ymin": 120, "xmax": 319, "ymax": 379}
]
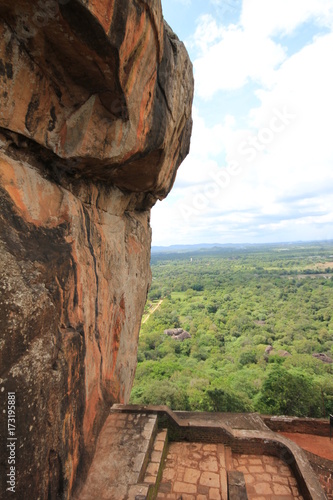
[
  {"xmin": 225, "ymin": 447, "xmax": 249, "ymax": 500},
  {"xmin": 137, "ymin": 428, "xmax": 169, "ymax": 499},
  {"xmin": 225, "ymin": 445, "xmax": 233, "ymax": 472},
  {"xmin": 76, "ymin": 411, "xmax": 158, "ymax": 500},
  {"xmin": 227, "ymin": 470, "xmax": 248, "ymax": 500},
  {"xmin": 217, "ymin": 444, "xmax": 229, "ymax": 500}
]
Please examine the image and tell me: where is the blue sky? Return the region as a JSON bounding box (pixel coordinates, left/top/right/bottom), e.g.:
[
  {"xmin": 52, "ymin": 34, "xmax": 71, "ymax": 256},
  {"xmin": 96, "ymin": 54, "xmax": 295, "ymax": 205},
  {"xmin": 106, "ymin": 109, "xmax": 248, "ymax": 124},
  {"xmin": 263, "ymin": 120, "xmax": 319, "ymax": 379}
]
[{"xmin": 152, "ymin": 0, "xmax": 333, "ymax": 246}]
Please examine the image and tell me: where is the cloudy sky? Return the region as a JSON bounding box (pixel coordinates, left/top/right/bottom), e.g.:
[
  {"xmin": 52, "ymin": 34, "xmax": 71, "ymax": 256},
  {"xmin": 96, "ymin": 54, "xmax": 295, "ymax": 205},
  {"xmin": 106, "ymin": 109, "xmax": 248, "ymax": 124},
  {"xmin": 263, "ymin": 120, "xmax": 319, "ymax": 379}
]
[{"xmin": 151, "ymin": 0, "xmax": 333, "ymax": 246}]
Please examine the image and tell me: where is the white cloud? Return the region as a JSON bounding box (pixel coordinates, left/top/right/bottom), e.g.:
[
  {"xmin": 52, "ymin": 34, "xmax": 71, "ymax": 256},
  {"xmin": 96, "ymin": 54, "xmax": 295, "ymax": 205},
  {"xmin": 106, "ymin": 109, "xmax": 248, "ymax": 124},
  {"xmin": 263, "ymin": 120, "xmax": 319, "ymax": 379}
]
[
  {"xmin": 193, "ymin": 22, "xmax": 285, "ymax": 96},
  {"xmin": 188, "ymin": 14, "xmax": 224, "ymax": 53},
  {"xmin": 152, "ymin": 1, "xmax": 333, "ymax": 245},
  {"xmin": 192, "ymin": 0, "xmax": 333, "ymax": 98},
  {"xmin": 241, "ymin": 0, "xmax": 333, "ymax": 37}
]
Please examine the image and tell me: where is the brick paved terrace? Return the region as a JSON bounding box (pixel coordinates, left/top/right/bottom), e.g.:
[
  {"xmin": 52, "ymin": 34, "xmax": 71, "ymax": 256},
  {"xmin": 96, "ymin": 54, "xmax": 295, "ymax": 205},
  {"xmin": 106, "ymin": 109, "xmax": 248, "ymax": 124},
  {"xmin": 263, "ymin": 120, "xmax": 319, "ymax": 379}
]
[
  {"xmin": 157, "ymin": 442, "xmax": 304, "ymax": 500},
  {"xmin": 232, "ymin": 453, "xmax": 303, "ymax": 499},
  {"xmin": 76, "ymin": 405, "xmax": 329, "ymax": 499}
]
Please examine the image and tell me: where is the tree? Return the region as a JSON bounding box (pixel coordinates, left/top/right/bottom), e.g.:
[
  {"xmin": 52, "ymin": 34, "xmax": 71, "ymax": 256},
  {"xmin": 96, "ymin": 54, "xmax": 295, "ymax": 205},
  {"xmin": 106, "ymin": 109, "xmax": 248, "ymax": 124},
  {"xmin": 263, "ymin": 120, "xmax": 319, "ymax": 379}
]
[
  {"xmin": 131, "ymin": 380, "xmax": 189, "ymax": 410},
  {"xmin": 255, "ymin": 366, "xmax": 322, "ymax": 417},
  {"xmin": 205, "ymin": 387, "xmax": 253, "ymax": 412},
  {"xmin": 239, "ymin": 349, "xmax": 257, "ymax": 366}
]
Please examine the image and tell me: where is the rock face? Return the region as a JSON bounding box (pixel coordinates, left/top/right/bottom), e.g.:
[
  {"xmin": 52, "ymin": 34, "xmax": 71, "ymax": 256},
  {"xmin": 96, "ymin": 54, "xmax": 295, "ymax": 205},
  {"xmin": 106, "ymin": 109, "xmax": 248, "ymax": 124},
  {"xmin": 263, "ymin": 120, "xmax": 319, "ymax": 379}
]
[
  {"xmin": 312, "ymin": 353, "xmax": 333, "ymax": 364},
  {"xmin": 264, "ymin": 345, "xmax": 291, "ymax": 358},
  {"xmin": 0, "ymin": 1, "xmax": 193, "ymax": 498},
  {"xmin": 164, "ymin": 328, "xmax": 191, "ymax": 341}
]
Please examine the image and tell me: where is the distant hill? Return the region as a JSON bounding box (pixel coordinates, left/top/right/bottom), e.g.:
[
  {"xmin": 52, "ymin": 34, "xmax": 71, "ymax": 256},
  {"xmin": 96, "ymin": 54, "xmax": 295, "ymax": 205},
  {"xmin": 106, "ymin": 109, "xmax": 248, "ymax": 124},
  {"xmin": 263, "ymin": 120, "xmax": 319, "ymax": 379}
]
[
  {"xmin": 151, "ymin": 240, "xmax": 333, "ymax": 255},
  {"xmin": 151, "ymin": 243, "xmax": 246, "ymax": 253}
]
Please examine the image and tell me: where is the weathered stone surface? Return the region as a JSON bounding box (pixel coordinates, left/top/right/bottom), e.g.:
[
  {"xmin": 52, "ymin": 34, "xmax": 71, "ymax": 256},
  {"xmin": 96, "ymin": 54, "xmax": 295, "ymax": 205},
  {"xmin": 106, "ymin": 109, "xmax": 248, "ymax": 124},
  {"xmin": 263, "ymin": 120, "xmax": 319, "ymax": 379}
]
[
  {"xmin": 0, "ymin": 0, "xmax": 193, "ymax": 198},
  {"xmin": 164, "ymin": 327, "xmax": 191, "ymax": 340},
  {"xmin": 227, "ymin": 471, "xmax": 248, "ymax": 500},
  {"xmin": 0, "ymin": 1, "xmax": 193, "ymax": 498},
  {"xmin": 265, "ymin": 345, "xmax": 291, "ymax": 358},
  {"xmin": 76, "ymin": 412, "xmax": 157, "ymax": 499},
  {"xmin": 312, "ymin": 352, "xmax": 333, "ymax": 364}
]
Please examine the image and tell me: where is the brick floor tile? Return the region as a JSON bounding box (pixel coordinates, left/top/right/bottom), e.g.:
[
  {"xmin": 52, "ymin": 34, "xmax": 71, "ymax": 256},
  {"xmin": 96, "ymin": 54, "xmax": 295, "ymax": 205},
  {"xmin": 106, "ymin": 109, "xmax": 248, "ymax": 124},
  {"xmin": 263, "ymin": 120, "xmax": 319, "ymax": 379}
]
[
  {"xmin": 159, "ymin": 482, "xmax": 172, "ymax": 493},
  {"xmin": 182, "ymin": 495, "xmax": 196, "ymax": 500},
  {"xmin": 200, "ymin": 471, "xmax": 220, "ymax": 488},
  {"xmin": 266, "ymin": 464, "xmax": 278, "ymax": 473},
  {"xmin": 245, "ymin": 484, "xmax": 255, "ymax": 495},
  {"xmin": 219, "ymin": 453, "xmax": 226, "ymax": 468},
  {"xmin": 176, "ymin": 466, "xmax": 185, "ymax": 478},
  {"xmin": 146, "ymin": 462, "xmax": 159, "ymax": 476},
  {"xmin": 197, "ymin": 495, "xmax": 208, "ymax": 500},
  {"xmin": 165, "ymin": 461, "xmax": 176, "ymax": 471},
  {"xmin": 248, "ymin": 458, "xmax": 263, "ymax": 465},
  {"xmin": 273, "ymin": 474, "xmax": 289, "ymax": 485},
  {"xmin": 151, "ymin": 450, "xmax": 162, "ymax": 463},
  {"xmin": 238, "ymin": 458, "xmax": 249, "ymax": 465},
  {"xmin": 144, "ymin": 474, "xmax": 157, "ymax": 483},
  {"xmin": 219, "ymin": 469, "xmax": 228, "ymax": 499},
  {"xmin": 198, "ymin": 484, "xmax": 210, "ymax": 494},
  {"xmin": 188, "ymin": 443, "xmax": 203, "ymax": 451},
  {"xmin": 289, "ymin": 477, "xmax": 298, "ymax": 486},
  {"xmin": 279, "ymin": 465, "xmax": 292, "ymax": 475},
  {"xmin": 179, "ymin": 458, "xmax": 200, "ymax": 469},
  {"xmin": 209, "ymin": 487, "xmax": 221, "ymax": 499},
  {"xmin": 156, "ymin": 430, "xmax": 167, "ymax": 441},
  {"xmin": 254, "ymin": 482, "xmax": 273, "ymax": 495},
  {"xmin": 173, "ymin": 481, "xmax": 197, "ymax": 494},
  {"xmin": 203, "ymin": 444, "xmax": 217, "ymax": 451},
  {"xmin": 237, "ymin": 466, "xmax": 248, "ymax": 473},
  {"xmin": 199, "ymin": 456, "xmax": 219, "ymax": 472},
  {"xmin": 162, "ymin": 468, "xmax": 176, "ymax": 481},
  {"xmin": 244, "ymin": 473, "xmax": 255, "ymax": 484},
  {"xmin": 154, "ymin": 441, "xmax": 164, "ymax": 451},
  {"xmin": 169, "ymin": 443, "xmax": 183, "ymax": 453},
  {"xmin": 273, "ymin": 483, "xmax": 292, "ymax": 495},
  {"xmin": 248, "ymin": 465, "xmax": 265, "ymax": 473},
  {"xmin": 183, "ymin": 468, "xmax": 201, "ymax": 484},
  {"xmin": 292, "ymin": 486, "xmax": 300, "ymax": 496},
  {"xmin": 262, "ymin": 455, "xmax": 277, "ymax": 464},
  {"xmin": 259, "ymin": 472, "xmax": 272, "ymax": 482}
]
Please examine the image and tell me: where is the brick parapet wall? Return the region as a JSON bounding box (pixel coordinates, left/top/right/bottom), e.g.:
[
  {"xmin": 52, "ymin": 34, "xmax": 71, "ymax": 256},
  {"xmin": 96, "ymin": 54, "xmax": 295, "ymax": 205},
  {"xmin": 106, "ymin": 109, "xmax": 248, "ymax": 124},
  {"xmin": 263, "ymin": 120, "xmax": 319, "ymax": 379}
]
[
  {"xmin": 112, "ymin": 405, "xmax": 327, "ymax": 500},
  {"xmin": 263, "ymin": 415, "xmax": 330, "ymax": 437},
  {"xmin": 305, "ymin": 451, "xmax": 333, "ymax": 499}
]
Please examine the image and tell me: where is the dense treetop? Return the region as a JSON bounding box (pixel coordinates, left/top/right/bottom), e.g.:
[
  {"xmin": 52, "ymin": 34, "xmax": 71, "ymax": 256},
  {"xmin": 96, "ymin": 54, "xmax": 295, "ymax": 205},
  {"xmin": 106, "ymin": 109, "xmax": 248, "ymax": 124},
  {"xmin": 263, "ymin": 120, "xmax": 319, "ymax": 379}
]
[{"xmin": 131, "ymin": 242, "xmax": 333, "ymax": 417}]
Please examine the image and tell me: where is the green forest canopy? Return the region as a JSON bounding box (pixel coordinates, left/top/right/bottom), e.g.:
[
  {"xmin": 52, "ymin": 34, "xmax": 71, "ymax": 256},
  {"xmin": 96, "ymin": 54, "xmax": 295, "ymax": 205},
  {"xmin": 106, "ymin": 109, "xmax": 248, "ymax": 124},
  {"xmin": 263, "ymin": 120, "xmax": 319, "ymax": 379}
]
[{"xmin": 130, "ymin": 242, "xmax": 333, "ymax": 417}]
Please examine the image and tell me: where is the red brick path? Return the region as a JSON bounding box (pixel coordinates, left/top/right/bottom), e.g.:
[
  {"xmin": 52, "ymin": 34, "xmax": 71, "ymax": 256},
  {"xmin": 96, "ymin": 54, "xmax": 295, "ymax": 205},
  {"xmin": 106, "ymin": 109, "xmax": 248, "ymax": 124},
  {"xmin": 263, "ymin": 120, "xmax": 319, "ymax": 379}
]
[
  {"xmin": 233, "ymin": 453, "xmax": 303, "ymax": 499},
  {"xmin": 157, "ymin": 442, "xmax": 304, "ymax": 500}
]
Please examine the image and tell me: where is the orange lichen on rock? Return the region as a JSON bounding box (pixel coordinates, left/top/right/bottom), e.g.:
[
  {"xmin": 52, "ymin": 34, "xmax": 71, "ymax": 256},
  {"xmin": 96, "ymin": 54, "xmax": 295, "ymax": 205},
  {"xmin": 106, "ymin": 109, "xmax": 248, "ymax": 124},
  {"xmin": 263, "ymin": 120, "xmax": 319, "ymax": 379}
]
[
  {"xmin": 0, "ymin": 156, "xmax": 66, "ymax": 227},
  {"xmin": 0, "ymin": 0, "xmax": 193, "ymax": 498}
]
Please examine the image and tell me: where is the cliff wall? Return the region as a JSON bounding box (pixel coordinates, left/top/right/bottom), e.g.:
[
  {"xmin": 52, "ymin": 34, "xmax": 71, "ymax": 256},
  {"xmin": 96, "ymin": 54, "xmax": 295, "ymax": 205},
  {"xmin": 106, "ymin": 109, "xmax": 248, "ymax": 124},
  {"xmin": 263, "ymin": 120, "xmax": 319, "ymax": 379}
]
[{"xmin": 0, "ymin": 1, "xmax": 193, "ymax": 498}]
